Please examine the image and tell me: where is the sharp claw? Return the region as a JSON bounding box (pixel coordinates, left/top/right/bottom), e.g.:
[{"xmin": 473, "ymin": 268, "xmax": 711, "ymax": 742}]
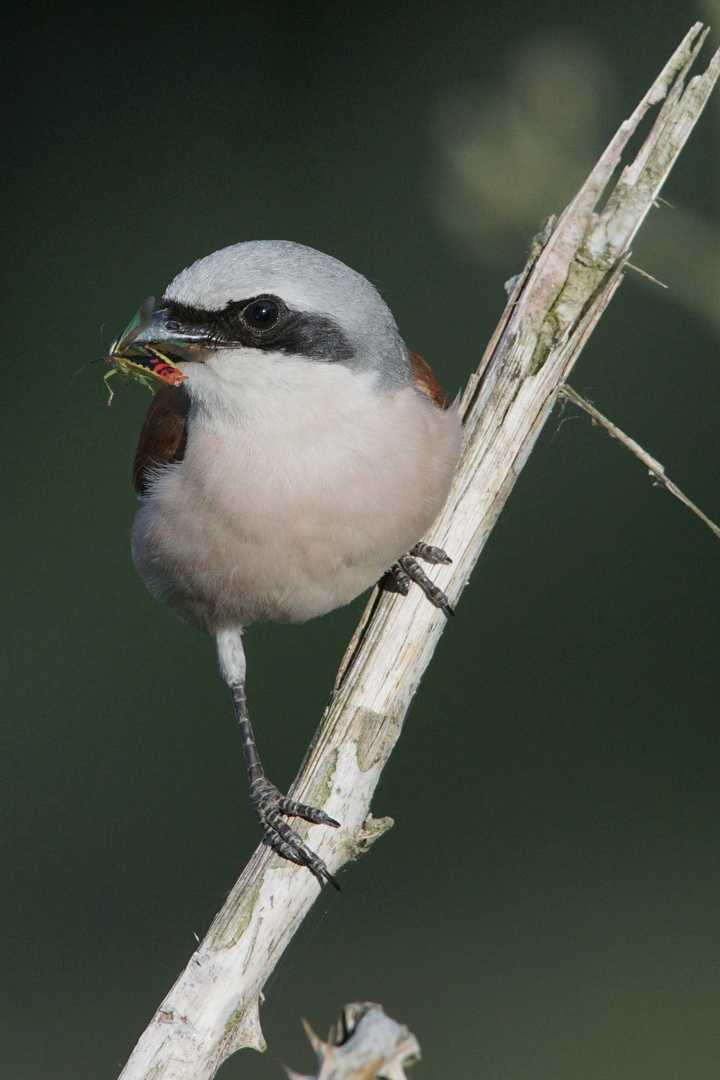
[{"xmin": 323, "ymin": 869, "xmax": 341, "ymax": 891}]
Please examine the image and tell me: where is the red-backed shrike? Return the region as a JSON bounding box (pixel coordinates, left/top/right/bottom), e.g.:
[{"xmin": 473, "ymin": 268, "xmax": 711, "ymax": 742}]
[{"xmin": 114, "ymin": 241, "xmax": 461, "ymax": 887}]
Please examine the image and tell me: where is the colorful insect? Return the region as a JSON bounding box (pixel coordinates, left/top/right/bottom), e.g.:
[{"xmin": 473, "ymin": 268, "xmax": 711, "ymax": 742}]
[{"xmin": 104, "ymin": 296, "xmax": 187, "ymax": 405}]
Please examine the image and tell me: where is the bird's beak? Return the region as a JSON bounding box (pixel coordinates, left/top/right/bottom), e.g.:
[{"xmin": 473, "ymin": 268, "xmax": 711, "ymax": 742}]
[{"xmin": 129, "ymin": 307, "xmax": 211, "ymax": 358}]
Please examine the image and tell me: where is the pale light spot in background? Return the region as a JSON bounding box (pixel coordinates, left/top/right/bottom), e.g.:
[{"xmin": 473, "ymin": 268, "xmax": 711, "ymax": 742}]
[
  {"xmin": 431, "ymin": 32, "xmax": 614, "ymax": 264},
  {"xmin": 432, "ymin": 23, "xmax": 720, "ymax": 338}
]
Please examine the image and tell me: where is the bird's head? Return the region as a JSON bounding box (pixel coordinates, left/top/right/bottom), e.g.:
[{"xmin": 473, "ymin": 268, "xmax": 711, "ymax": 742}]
[{"xmin": 124, "ymin": 241, "xmax": 412, "ymax": 421}]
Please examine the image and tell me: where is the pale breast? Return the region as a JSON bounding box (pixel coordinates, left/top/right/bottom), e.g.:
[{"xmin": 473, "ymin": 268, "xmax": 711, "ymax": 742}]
[{"xmin": 131, "ymin": 367, "xmax": 461, "ymax": 634}]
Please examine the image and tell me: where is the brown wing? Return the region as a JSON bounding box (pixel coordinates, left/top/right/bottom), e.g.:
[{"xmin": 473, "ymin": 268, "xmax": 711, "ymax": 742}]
[
  {"xmin": 408, "ymin": 349, "xmax": 449, "ymax": 410},
  {"xmin": 132, "ymin": 384, "xmax": 191, "ymax": 496}
]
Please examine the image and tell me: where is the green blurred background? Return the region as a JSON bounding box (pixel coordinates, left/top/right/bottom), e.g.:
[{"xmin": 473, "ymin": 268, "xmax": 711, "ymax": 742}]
[{"xmin": 4, "ymin": 2, "xmax": 720, "ymax": 1078}]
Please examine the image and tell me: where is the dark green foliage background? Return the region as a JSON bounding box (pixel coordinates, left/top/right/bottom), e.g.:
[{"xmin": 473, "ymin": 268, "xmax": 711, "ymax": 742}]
[{"xmin": 3, "ymin": 3, "xmax": 720, "ymax": 1078}]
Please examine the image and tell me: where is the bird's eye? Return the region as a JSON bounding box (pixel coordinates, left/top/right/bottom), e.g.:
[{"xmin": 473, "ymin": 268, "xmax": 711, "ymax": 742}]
[{"xmin": 244, "ymin": 299, "xmax": 279, "ymax": 330}]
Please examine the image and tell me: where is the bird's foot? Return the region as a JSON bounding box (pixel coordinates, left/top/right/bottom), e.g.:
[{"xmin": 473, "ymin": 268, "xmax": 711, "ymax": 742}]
[
  {"xmin": 385, "ymin": 542, "xmax": 454, "ymax": 618},
  {"xmin": 250, "ymin": 775, "xmax": 341, "ymax": 889}
]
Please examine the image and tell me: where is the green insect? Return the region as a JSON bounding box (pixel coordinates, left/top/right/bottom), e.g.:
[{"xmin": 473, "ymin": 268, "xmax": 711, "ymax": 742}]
[{"xmin": 104, "ymin": 296, "xmax": 187, "ymax": 405}]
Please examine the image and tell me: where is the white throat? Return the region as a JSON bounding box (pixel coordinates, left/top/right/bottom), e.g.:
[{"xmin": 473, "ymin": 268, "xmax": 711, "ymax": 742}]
[{"xmin": 179, "ymin": 348, "xmax": 384, "ymax": 435}]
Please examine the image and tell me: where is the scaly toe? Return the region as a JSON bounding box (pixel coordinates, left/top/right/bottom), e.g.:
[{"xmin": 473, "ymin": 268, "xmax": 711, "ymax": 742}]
[
  {"xmin": 410, "ymin": 541, "xmax": 452, "ymax": 565},
  {"xmin": 251, "ymin": 778, "xmax": 340, "ymax": 889}
]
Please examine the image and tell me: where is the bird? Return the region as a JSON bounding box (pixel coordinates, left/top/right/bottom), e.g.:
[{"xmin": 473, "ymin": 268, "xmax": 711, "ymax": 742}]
[{"xmin": 121, "ymin": 240, "xmax": 462, "ymax": 888}]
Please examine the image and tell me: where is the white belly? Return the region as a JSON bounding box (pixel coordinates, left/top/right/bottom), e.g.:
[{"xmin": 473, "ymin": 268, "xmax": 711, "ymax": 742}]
[{"xmin": 131, "ymin": 360, "xmax": 461, "ymax": 634}]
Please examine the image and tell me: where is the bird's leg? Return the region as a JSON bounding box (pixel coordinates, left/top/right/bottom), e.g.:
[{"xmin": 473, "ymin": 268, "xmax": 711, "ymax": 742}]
[
  {"xmin": 217, "ymin": 631, "xmax": 340, "ymax": 890},
  {"xmin": 386, "ymin": 542, "xmax": 454, "ymax": 617}
]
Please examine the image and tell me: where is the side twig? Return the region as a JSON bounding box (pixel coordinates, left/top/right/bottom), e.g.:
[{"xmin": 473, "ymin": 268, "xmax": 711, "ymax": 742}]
[
  {"xmin": 559, "ymin": 383, "xmax": 720, "ymax": 540},
  {"xmin": 117, "ymin": 24, "xmax": 720, "ymax": 1080}
]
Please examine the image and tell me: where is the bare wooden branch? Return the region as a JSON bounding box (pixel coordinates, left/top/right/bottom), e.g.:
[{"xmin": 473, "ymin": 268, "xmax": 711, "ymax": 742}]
[
  {"xmin": 117, "ymin": 24, "xmax": 720, "ymax": 1080},
  {"xmin": 285, "ymin": 1003, "xmax": 420, "ymax": 1080},
  {"xmin": 559, "ymin": 384, "xmax": 720, "ymax": 540}
]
